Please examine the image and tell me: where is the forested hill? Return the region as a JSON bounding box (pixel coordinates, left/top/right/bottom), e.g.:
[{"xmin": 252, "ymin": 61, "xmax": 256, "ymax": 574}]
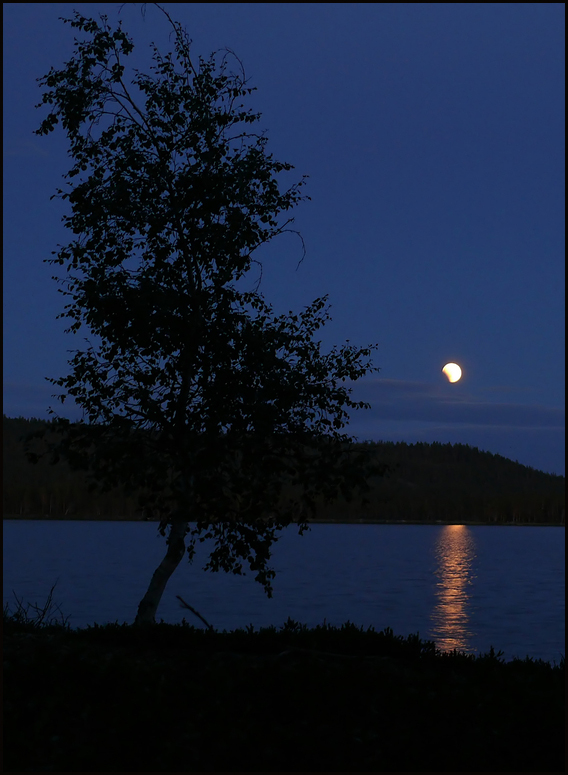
[
  {"xmin": 332, "ymin": 438, "xmax": 565, "ymax": 524},
  {"xmin": 3, "ymin": 415, "xmax": 565, "ymax": 524}
]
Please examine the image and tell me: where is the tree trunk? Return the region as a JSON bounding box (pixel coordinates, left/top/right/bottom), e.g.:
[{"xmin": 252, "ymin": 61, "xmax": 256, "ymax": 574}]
[{"xmin": 135, "ymin": 520, "xmax": 189, "ymax": 625}]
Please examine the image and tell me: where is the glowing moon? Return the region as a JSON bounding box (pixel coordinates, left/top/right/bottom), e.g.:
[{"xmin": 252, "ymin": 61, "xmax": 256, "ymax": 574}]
[{"xmin": 442, "ymin": 363, "xmax": 462, "ymax": 383}]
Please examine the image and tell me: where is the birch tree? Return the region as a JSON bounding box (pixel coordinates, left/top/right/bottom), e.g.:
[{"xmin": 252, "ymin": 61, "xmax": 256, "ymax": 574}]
[{"xmin": 31, "ymin": 6, "xmax": 380, "ymax": 624}]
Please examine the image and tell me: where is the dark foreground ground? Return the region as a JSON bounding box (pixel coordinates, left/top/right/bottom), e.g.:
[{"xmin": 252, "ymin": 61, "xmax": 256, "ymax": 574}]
[{"xmin": 3, "ymin": 610, "xmax": 564, "ymax": 772}]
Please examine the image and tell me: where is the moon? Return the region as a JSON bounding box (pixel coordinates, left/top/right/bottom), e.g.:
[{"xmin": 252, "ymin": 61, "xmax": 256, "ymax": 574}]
[{"xmin": 442, "ymin": 363, "xmax": 462, "ymax": 383}]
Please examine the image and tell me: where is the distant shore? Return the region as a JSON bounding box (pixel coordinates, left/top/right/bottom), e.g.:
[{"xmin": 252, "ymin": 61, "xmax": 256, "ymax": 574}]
[
  {"xmin": 3, "ymin": 514, "xmax": 564, "ymax": 527},
  {"xmin": 6, "ymin": 420, "xmax": 564, "ymax": 526}
]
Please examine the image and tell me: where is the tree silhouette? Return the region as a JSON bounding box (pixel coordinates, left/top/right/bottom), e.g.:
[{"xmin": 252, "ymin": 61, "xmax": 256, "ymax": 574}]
[{"xmin": 30, "ymin": 5, "xmax": 380, "ymax": 623}]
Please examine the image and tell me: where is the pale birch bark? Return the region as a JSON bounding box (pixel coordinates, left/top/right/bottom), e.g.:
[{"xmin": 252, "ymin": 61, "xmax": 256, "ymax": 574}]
[{"xmin": 134, "ymin": 520, "xmax": 189, "ymax": 625}]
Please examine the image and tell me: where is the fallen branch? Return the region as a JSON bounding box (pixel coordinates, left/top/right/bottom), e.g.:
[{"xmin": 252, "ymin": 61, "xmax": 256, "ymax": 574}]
[{"xmin": 176, "ymin": 595, "xmax": 215, "ymax": 631}]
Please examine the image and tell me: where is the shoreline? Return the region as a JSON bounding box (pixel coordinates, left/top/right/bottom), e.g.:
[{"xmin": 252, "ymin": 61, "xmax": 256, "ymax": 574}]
[{"xmin": 3, "ymin": 515, "xmax": 564, "ymax": 527}]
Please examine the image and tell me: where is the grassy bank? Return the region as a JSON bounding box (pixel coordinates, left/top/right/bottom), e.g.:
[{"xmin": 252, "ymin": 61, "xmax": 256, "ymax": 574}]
[{"xmin": 4, "ymin": 598, "xmax": 564, "ymax": 772}]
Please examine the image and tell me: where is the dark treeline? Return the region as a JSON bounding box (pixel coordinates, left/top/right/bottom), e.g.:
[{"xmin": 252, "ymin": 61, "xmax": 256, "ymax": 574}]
[
  {"xmin": 334, "ymin": 438, "xmax": 565, "ymax": 524},
  {"xmin": 3, "ymin": 415, "xmax": 565, "ymax": 524},
  {"xmin": 3, "ymin": 416, "xmax": 139, "ymax": 520}
]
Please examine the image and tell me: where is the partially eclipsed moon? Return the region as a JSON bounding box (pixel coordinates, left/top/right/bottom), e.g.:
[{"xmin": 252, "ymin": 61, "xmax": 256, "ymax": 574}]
[{"xmin": 442, "ymin": 363, "xmax": 462, "ymax": 383}]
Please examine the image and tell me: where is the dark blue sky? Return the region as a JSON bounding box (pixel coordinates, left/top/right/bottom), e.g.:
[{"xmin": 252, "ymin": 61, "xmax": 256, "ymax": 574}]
[{"xmin": 3, "ymin": 3, "xmax": 565, "ymax": 474}]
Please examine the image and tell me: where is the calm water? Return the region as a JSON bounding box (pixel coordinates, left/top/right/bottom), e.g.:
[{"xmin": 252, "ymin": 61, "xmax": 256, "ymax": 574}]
[{"xmin": 3, "ymin": 520, "xmax": 565, "ymax": 663}]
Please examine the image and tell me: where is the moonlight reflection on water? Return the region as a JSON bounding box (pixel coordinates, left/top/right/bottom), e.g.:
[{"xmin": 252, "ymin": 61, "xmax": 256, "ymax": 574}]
[
  {"xmin": 2, "ymin": 521, "xmax": 564, "ymax": 662},
  {"xmin": 430, "ymin": 525, "xmax": 477, "ymax": 653}
]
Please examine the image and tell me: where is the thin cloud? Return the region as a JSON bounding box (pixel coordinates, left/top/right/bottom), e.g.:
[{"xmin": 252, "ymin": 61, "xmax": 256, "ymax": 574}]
[
  {"xmin": 3, "ymin": 382, "xmax": 79, "ymax": 420},
  {"xmin": 3, "ymin": 140, "xmax": 50, "ymax": 159},
  {"xmin": 349, "ymin": 378, "xmax": 564, "ymax": 429},
  {"xmin": 477, "ymin": 385, "xmax": 537, "ymax": 394},
  {"xmin": 4, "ymin": 378, "xmax": 565, "ymax": 430}
]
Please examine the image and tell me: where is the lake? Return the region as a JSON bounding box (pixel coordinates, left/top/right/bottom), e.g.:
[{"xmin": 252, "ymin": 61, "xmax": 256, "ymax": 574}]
[{"xmin": 2, "ymin": 520, "xmax": 564, "ymax": 663}]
